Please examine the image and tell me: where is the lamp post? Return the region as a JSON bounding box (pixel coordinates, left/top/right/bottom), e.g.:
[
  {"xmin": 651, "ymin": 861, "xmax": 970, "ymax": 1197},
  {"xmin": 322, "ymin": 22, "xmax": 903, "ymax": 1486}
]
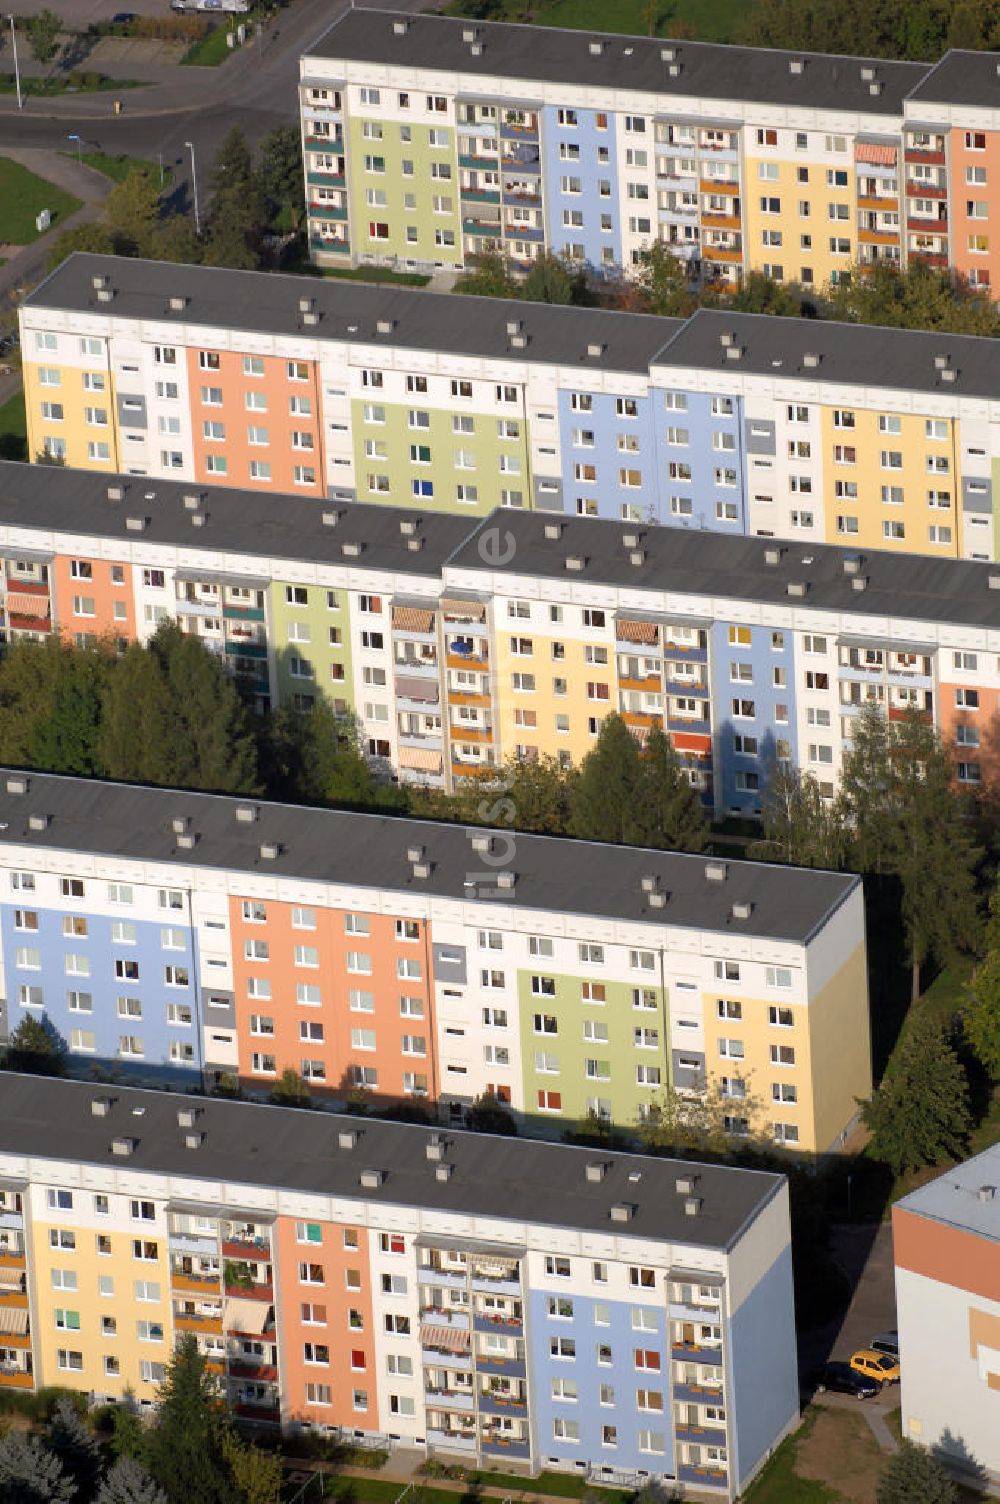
[
  {"xmin": 184, "ymin": 139, "xmax": 201, "ymax": 237},
  {"xmin": 7, "ymin": 14, "xmax": 22, "ymax": 111},
  {"xmin": 67, "ymin": 133, "xmax": 82, "ymax": 165}
]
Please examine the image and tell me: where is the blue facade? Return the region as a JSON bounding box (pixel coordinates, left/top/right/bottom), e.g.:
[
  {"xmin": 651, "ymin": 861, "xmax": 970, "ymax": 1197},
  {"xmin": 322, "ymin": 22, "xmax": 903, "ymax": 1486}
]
[
  {"xmin": 649, "ymin": 385, "xmax": 748, "ymax": 535},
  {"xmin": 541, "ymin": 106, "xmax": 621, "ymax": 271},
  {"xmin": 729, "ymin": 1244, "xmax": 797, "ymax": 1487},
  {"xmin": 527, "ymin": 1289, "xmax": 673, "ymax": 1475},
  {"xmin": 0, "ymin": 899, "xmax": 202, "ymax": 1083},
  {"xmin": 557, "ymin": 388, "xmax": 660, "ymax": 523},
  {"xmin": 711, "ymin": 622, "xmax": 797, "ymax": 815}
]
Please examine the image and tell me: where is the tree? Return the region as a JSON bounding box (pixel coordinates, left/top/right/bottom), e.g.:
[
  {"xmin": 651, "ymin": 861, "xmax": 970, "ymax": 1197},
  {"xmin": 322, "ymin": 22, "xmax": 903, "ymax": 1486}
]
[
  {"xmin": 628, "ymin": 240, "xmax": 696, "ymax": 317},
  {"xmin": 152, "ymin": 214, "xmax": 204, "ymax": 266},
  {"xmin": 268, "ymin": 1068, "xmax": 311, "ymax": 1107},
  {"xmin": 104, "ymin": 171, "xmax": 163, "ymax": 259},
  {"xmin": 840, "ymin": 706, "xmax": 981, "ymax": 998},
  {"xmin": 145, "ymin": 1334, "xmax": 230, "ymax": 1504},
  {"xmin": 149, "ymin": 622, "xmax": 259, "ymax": 794},
  {"xmin": 877, "ymin": 1440, "xmax": 957, "ymax": 1504},
  {"xmin": 636, "ymin": 1074, "xmax": 764, "ymax": 1155},
  {"xmin": 222, "ymin": 1433, "xmax": 282, "ymax": 1504},
  {"xmin": 725, "ymin": 269, "xmax": 802, "ymax": 317},
  {"xmin": 479, "ymin": 754, "xmax": 576, "ymax": 836},
  {"xmin": 826, "ymin": 258, "xmax": 1000, "ymax": 336},
  {"xmin": 25, "ymin": 8, "xmax": 62, "ymax": 63},
  {"xmin": 520, "ymin": 253, "xmax": 575, "ymax": 305},
  {"xmin": 640, "ymin": 725, "xmax": 707, "ymax": 851},
  {"xmin": 256, "ymin": 124, "xmax": 305, "ymax": 232},
  {"xmin": 48, "ymin": 1396, "xmax": 101, "ymax": 1496},
  {"xmin": 571, "ymin": 713, "xmax": 647, "ymax": 844},
  {"xmin": 750, "ymin": 763, "xmax": 848, "ymax": 868},
  {"xmin": 204, "ymin": 127, "xmax": 264, "ymax": 267},
  {"xmin": 47, "ymin": 222, "xmax": 116, "ymax": 271},
  {"xmin": 0, "ymin": 638, "xmax": 71, "ymax": 766},
  {"xmin": 454, "ymin": 247, "xmax": 518, "ymax": 298},
  {"xmin": 861, "ymin": 1011, "xmax": 971, "ymax": 1175},
  {"xmin": 96, "ymin": 1457, "xmax": 167, "ymax": 1504},
  {"xmin": 965, "ymin": 882, "xmax": 1000, "ymax": 1079},
  {"xmin": 285, "ymin": 702, "xmax": 379, "ymax": 806},
  {"xmin": 6, "ymin": 1015, "xmax": 67, "ymax": 1077},
  {"xmin": 30, "ymin": 646, "xmax": 109, "ymax": 776},
  {"xmin": 110, "ymin": 1396, "xmax": 147, "ymax": 1462},
  {"xmin": 466, "ymin": 1091, "xmax": 517, "ymax": 1135},
  {"xmin": 0, "ymin": 1430, "xmax": 76, "ymax": 1504},
  {"xmin": 98, "ymin": 644, "xmax": 179, "ymax": 786}
]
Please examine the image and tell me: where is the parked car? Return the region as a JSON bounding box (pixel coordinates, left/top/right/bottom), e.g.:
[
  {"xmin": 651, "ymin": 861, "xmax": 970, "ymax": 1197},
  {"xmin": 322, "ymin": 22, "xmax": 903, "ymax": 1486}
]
[
  {"xmin": 851, "ymin": 1347, "xmax": 901, "ymax": 1385},
  {"xmin": 817, "ymin": 1362, "xmax": 880, "ymax": 1399},
  {"xmin": 871, "ymin": 1331, "xmax": 899, "ymax": 1359},
  {"xmin": 111, "ymin": 11, "xmax": 136, "ymax": 22}
]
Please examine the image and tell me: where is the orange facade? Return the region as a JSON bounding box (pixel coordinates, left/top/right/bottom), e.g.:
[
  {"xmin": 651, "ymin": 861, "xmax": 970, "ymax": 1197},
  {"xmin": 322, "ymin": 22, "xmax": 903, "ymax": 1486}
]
[
  {"xmin": 273, "ymin": 1215, "xmax": 378, "ymax": 1427},
  {"xmin": 893, "ymin": 1204, "xmax": 1000, "ymax": 1304},
  {"xmin": 184, "ymin": 348, "xmax": 325, "ymax": 496},
  {"xmin": 948, "ymin": 127, "xmax": 1000, "ymax": 291},
  {"xmin": 52, "ymin": 552, "xmax": 136, "ymax": 645},
  {"xmin": 229, "ymin": 895, "xmax": 438, "ymax": 1102},
  {"xmin": 936, "ymin": 677, "xmax": 1000, "ymax": 783}
]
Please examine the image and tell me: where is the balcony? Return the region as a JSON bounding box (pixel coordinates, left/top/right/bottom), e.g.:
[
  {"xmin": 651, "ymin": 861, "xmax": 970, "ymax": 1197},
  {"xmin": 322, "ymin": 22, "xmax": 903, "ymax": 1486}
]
[
  {"xmin": 461, "ymin": 188, "xmax": 501, "ymax": 205},
  {"xmin": 418, "ymin": 1264, "xmax": 468, "ymax": 1287},
  {"xmin": 309, "ymin": 203, "xmax": 348, "ymax": 221},
  {"xmin": 857, "ymin": 194, "xmax": 898, "ymax": 211},
  {"xmin": 426, "ymin": 1427, "xmax": 477, "ymax": 1452},
  {"xmin": 0, "ymin": 1369, "xmax": 33, "ymax": 1390},
  {"xmin": 504, "ymin": 223, "xmax": 544, "ymax": 242},
  {"xmin": 672, "ymin": 1341, "xmax": 723, "ymax": 1365},
  {"xmin": 224, "ymin": 1277, "xmax": 274, "ymax": 1302},
  {"xmin": 859, "ymin": 229, "xmax": 899, "ymax": 245},
  {"xmin": 448, "ymin": 689, "xmax": 491, "ymax": 708},
  {"xmin": 306, "ymin": 170, "xmax": 345, "ymax": 189},
  {"xmin": 677, "ymin": 1463, "xmax": 728, "ymax": 1489},
  {"xmin": 176, "ymin": 1312, "xmax": 223, "ymax": 1335},
  {"xmin": 910, "ymin": 250, "xmax": 948, "ymax": 266},
  {"xmin": 169, "ymin": 1230, "xmax": 218, "ymax": 1255},
  {"xmin": 904, "ymin": 148, "xmax": 945, "ymax": 164},
  {"xmin": 499, "ymin": 122, "xmax": 539, "ymax": 140},
  {"xmin": 701, "ymin": 244, "xmax": 742, "ymax": 263},
  {"xmin": 0, "ymin": 1252, "xmax": 25, "ymax": 1271},
  {"xmin": 673, "ymin": 1382, "xmax": 723, "ymax": 1404},
  {"xmin": 701, "ymin": 213, "xmax": 741, "ymax": 231},
  {"xmin": 420, "ymin": 1308, "xmax": 470, "ymax": 1330},
  {"xmin": 304, "ymin": 134, "xmax": 343, "ymax": 152},
  {"xmin": 475, "ymin": 1355, "xmax": 526, "ymax": 1379},
  {"xmin": 233, "ymin": 1401, "xmax": 279, "ymax": 1423},
  {"xmin": 667, "ymin": 716, "xmax": 711, "ymax": 736},
  {"xmin": 462, "ymin": 220, "xmax": 501, "ymax": 239},
  {"xmin": 459, "ymin": 153, "xmax": 498, "ymax": 169},
  {"xmin": 699, "ymin": 177, "xmax": 738, "ymax": 195},
  {"xmin": 907, "ymin": 216, "xmax": 948, "ymax": 232},
  {"xmin": 222, "ymin": 1236, "xmax": 271, "ymax": 1260},
  {"xmin": 905, "ymin": 179, "xmax": 946, "ymax": 198},
  {"xmin": 622, "ymin": 710, "xmax": 663, "ymax": 731},
  {"xmin": 470, "ymin": 1274, "xmax": 521, "ymax": 1297},
  {"xmin": 425, "ymin": 1387, "xmax": 474, "ymax": 1411},
  {"xmin": 7, "ymin": 613, "xmax": 51, "ymax": 633},
  {"xmin": 0, "ymin": 1292, "xmax": 27, "ymax": 1310},
  {"xmin": 0, "ymin": 1211, "xmax": 23, "ymax": 1231},
  {"xmin": 478, "ymin": 1394, "xmax": 527, "ymax": 1417},
  {"xmin": 446, "ymin": 650, "xmax": 488, "ymax": 672},
  {"xmin": 502, "ymin": 188, "xmax": 541, "ymax": 207},
  {"xmin": 229, "ymin": 1361, "xmax": 278, "ymax": 1382},
  {"xmin": 675, "ymin": 1423, "xmax": 727, "ymax": 1446},
  {"xmin": 449, "ymin": 724, "xmax": 492, "ymax": 744},
  {"xmin": 473, "ymin": 1314, "xmax": 522, "ymax": 1337},
  {"xmin": 311, "ymin": 237, "xmax": 349, "ymax": 253},
  {"xmin": 171, "ymin": 1271, "xmax": 221, "ymax": 1295},
  {"xmin": 481, "ymin": 1439, "xmax": 530, "ymax": 1460},
  {"xmin": 619, "ymin": 674, "xmax": 662, "ymax": 692}
]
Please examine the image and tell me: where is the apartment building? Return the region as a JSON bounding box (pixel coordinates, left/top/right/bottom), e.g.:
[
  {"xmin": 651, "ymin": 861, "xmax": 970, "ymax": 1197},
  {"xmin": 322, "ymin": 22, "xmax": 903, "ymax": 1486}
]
[
  {"xmin": 21, "ymin": 254, "xmax": 1000, "ymax": 561},
  {"xmin": 894, "ymin": 1146, "xmax": 1000, "ymax": 1485},
  {"xmin": 0, "ymin": 769, "xmax": 869, "ymax": 1154},
  {"xmin": 2, "ymin": 459, "xmax": 1000, "ymax": 812},
  {"xmin": 0, "ymin": 1073, "xmax": 798, "ymax": 1497},
  {"xmin": 300, "ymin": 11, "xmax": 931, "ymax": 283}
]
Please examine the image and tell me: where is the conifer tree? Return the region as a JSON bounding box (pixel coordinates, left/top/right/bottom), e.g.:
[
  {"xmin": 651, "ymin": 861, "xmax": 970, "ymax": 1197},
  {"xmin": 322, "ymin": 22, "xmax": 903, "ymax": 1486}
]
[
  {"xmin": 861, "ymin": 1012, "xmax": 971, "ymax": 1175},
  {"xmin": 145, "ymin": 1334, "xmax": 230, "ymax": 1504},
  {"xmin": 877, "ymin": 1440, "xmax": 957, "ymax": 1504},
  {"xmin": 640, "ymin": 725, "xmax": 707, "ymax": 851},
  {"xmin": 96, "ymin": 1456, "xmax": 167, "ymax": 1504},
  {"xmin": 48, "ymin": 1396, "xmax": 101, "ymax": 1496},
  {"xmin": 0, "ymin": 1429, "xmax": 76, "ymax": 1503},
  {"xmin": 571, "ymin": 713, "xmax": 647, "ymax": 844}
]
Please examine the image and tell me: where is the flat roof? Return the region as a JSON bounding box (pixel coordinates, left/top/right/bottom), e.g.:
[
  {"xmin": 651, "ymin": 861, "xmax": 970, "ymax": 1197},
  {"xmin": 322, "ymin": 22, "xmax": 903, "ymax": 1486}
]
[
  {"xmin": 655, "ymin": 306, "xmax": 1000, "ymax": 401},
  {"xmin": 906, "ymin": 49, "xmax": 1000, "ymax": 109},
  {"xmin": 450, "ymin": 509, "xmax": 1000, "ymax": 632},
  {"xmin": 306, "ymin": 11, "xmax": 928, "ymax": 115},
  {"xmin": 896, "ymin": 1145, "xmax": 1000, "ymax": 1244},
  {"xmin": 0, "ymin": 460, "xmax": 470, "ymax": 577},
  {"xmin": 23, "ymin": 254, "xmax": 679, "ymax": 377},
  {"xmin": 0, "ymin": 770, "xmax": 858, "ymax": 945},
  {"xmin": 0, "ymin": 1073, "xmax": 783, "ymax": 1250}
]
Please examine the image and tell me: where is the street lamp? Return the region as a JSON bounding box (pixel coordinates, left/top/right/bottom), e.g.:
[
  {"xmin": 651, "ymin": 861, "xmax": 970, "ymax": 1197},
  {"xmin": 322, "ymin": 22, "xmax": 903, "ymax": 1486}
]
[
  {"xmin": 67, "ymin": 133, "xmax": 82, "ymax": 165},
  {"xmin": 7, "ymin": 14, "xmax": 22, "ymax": 111},
  {"xmin": 184, "ymin": 139, "xmax": 201, "ymax": 237}
]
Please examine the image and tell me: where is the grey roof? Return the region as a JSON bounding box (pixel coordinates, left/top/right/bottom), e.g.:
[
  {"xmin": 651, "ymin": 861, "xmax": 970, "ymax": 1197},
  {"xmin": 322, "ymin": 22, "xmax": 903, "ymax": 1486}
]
[
  {"xmin": 905, "ymin": 48, "xmax": 1000, "ymax": 109},
  {"xmin": 0, "ymin": 1072, "xmax": 783, "ymax": 1250},
  {"xmin": 0, "ymin": 770, "xmax": 857, "ymax": 945},
  {"xmin": 895, "ymin": 1145, "xmax": 1000, "ymax": 1244},
  {"xmin": 306, "ymin": 10, "xmax": 929, "ymax": 116},
  {"xmin": 655, "ymin": 306, "xmax": 1000, "ymax": 401},
  {"xmin": 24, "ymin": 254, "xmax": 679, "ymax": 377},
  {"xmin": 0, "ymin": 460, "xmax": 469, "ymax": 578},
  {"xmin": 451, "ymin": 509, "xmax": 1000, "ymax": 632}
]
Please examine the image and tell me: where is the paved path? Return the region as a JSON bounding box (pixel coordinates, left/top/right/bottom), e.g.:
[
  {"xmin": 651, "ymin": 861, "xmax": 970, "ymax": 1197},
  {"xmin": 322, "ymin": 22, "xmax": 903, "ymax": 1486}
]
[{"xmin": 0, "ymin": 146, "xmax": 112, "ymax": 303}]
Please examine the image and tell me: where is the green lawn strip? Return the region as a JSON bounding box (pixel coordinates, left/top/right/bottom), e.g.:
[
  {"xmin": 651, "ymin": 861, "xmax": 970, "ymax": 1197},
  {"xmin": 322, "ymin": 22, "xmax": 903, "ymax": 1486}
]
[
  {"xmin": 181, "ymin": 23, "xmax": 239, "ymax": 65},
  {"xmin": 319, "ymin": 265, "xmax": 430, "ymax": 287},
  {"xmin": 0, "ymin": 72, "xmax": 138, "ymax": 95},
  {"xmin": 322, "ymin": 1481, "xmax": 465, "ymax": 1504},
  {"xmin": 473, "ymin": 1471, "xmax": 620, "ymax": 1500},
  {"xmin": 742, "ymin": 1410, "xmax": 844, "ymax": 1503},
  {"xmin": 0, "ymin": 158, "xmax": 80, "ymax": 245},
  {"xmin": 72, "ymin": 151, "xmax": 173, "ymax": 187}
]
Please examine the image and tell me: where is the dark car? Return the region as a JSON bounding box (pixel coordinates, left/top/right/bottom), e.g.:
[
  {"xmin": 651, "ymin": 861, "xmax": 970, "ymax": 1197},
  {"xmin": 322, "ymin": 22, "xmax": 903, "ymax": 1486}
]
[
  {"xmin": 817, "ymin": 1361, "xmax": 880, "ymax": 1399},
  {"xmin": 112, "ymin": 11, "xmax": 135, "ymax": 21}
]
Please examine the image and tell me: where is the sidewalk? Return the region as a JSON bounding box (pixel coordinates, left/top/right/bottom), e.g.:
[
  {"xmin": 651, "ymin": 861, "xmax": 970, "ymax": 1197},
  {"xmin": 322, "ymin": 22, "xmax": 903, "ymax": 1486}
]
[
  {"xmin": 0, "ymin": 147, "xmax": 111, "ymax": 302},
  {"xmin": 283, "ymin": 1455, "xmax": 600, "ymax": 1504}
]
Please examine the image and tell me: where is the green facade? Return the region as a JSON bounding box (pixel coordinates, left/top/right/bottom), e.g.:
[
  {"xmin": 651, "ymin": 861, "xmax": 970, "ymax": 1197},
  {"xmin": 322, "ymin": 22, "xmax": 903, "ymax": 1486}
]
[
  {"xmin": 351, "ymin": 399, "xmax": 531, "ymax": 515},
  {"xmin": 346, "ymin": 114, "xmax": 463, "ymax": 267},
  {"xmin": 269, "ymin": 579, "xmax": 355, "ymax": 715},
  {"xmin": 516, "ymin": 967, "xmax": 672, "ymax": 1131}
]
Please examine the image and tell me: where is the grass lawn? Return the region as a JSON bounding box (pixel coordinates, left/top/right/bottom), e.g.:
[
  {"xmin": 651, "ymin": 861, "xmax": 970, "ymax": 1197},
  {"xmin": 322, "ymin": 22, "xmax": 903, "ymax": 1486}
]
[
  {"xmin": 0, "ymin": 72, "xmax": 136, "ymax": 96},
  {"xmin": 0, "ymin": 158, "xmax": 80, "ymax": 245},
  {"xmin": 0, "ymin": 389, "xmax": 27, "ymax": 463},
  {"xmin": 445, "ymin": 0, "xmax": 747, "ymax": 43},
  {"xmin": 742, "ymin": 1407, "xmax": 886, "ymax": 1504},
  {"xmin": 73, "ymin": 151, "xmax": 173, "ymax": 188},
  {"xmin": 181, "ymin": 23, "xmax": 237, "ymax": 65},
  {"xmin": 319, "ymin": 265, "xmax": 430, "ymax": 287}
]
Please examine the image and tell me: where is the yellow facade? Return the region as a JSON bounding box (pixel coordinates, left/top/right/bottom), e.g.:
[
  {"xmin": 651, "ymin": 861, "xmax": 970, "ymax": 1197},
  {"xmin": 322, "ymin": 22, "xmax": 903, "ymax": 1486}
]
[
  {"xmin": 743, "ymin": 155, "xmax": 857, "ymax": 291},
  {"xmin": 806, "ymin": 940, "xmax": 872, "ymax": 1155},
  {"xmin": 22, "ymin": 358, "xmax": 119, "ymax": 472},
  {"xmin": 819, "ymin": 405, "xmax": 960, "ymax": 556},
  {"xmin": 31, "ymin": 1212, "xmax": 169, "ymax": 1400},
  {"xmin": 492, "ymin": 621, "xmax": 616, "ymax": 766}
]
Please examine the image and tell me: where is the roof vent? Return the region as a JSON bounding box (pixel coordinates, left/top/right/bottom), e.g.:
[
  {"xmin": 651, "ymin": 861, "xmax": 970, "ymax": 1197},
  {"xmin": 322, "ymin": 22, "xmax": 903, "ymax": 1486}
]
[
  {"xmin": 184, "ymin": 1131, "xmax": 205, "ymax": 1150},
  {"xmin": 97, "ymin": 287, "xmax": 115, "ymax": 304},
  {"xmin": 668, "ymin": 61, "xmax": 681, "ymax": 76},
  {"xmin": 321, "ymin": 509, "xmax": 339, "ymax": 527},
  {"xmin": 941, "ymin": 367, "xmax": 957, "ymax": 383},
  {"xmin": 843, "ymin": 553, "xmax": 864, "ymax": 574},
  {"xmin": 787, "ymin": 580, "xmax": 808, "ymax": 597},
  {"xmin": 978, "ymin": 1184, "xmax": 997, "ymax": 1201},
  {"xmin": 171, "ymin": 816, "xmax": 190, "ymax": 835},
  {"xmin": 725, "ymin": 344, "xmax": 743, "ymax": 361},
  {"xmin": 236, "ymin": 803, "xmax": 258, "ymax": 824},
  {"xmin": 851, "ymin": 576, "xmax": 869, "ymax": 593},
  {"xmin": 705, "ymin": 860, "xmax": 727, "ymax": 882},
  {"xmin": 360, "ymin": 1168, "xmax": 386, "ymax": 1189},
  {"xmin": 177, "ymin": 1106, "xmax": 200, "ymax": 1128},
  {"xmin": 28, "ymin": 813, "xmax": 50, "ymax": 831},
  {"xmin": 176, "ymin": 830, "xmax": 197, "ymax": 850},
  {"xmin": 189, "ymin": 511, "xmax": 206, "ymax": 528},
  {"xmin": 406, "ymin": 536, "xmax": 424, "ymax": 553},
  {"xmin": 462, "ymin": 25, "xmax": 477, "ymax": 41},
  {"xmin": 107, "ymin": 484, "xmax": 124, "ymax": 502},
  {"xmin": 412, "ymin": 860, "xmax": 431, "ymax": 879},
  {"xmin": 91, "ymin": 1096, "xmax": 114, "ymax": 1118},
  {"xmin": 869, "ymin": 81, "xmax": 883, "ymax": 96},
  {"xmin": 934, "ymin": 353, "xmax": 950, "ymax": 370},
  {"xmin": 803, "ymin": 351, "xmax": 820, "ymax": 368},
  {"xmin": 506, "ymin": 319, "xmax": 522, "ymax": 336},
  {"xmin": 400, "ymin": 517, "xmax": 419, "ymax": 536},
  {"xmin": 407, "ymin": 844, "xmax": 424, "ymax": 863},
  {"xmin": 676, "ymin": 1173, "xmax": 699, "ymax": 1195},
  {"xmin": 789, "ymin": 57, "xmax": 805, "ymax": 73},
  {"xmin": 471, "ymin": 833, "xmax": 493, "ymax": 855},
  {"xmin": 393, "ymin": 16, "xmax": 408, "ymax": 32},
  {"xmin": 649, "ymin": 891, "xmax": 667, "ymax": 908},
  {"xmin": 610, "ymin": 1202, "xmax": 634, "ymax": 1224},
  {"xmin": 989, "ymin": 574, "xmax": 1000, "ymax": 591},
  {"xmin": 510, "ymin": 332, "xmax": 527, "ymax": 349},
  {"xmin": 426, "ymin": 1135, "xmax": 446, "ymax": 1161},
  {"xmin": 731, "ymin": 899, "xmax": 753, "ymax": 920},
  {"xmin": 338, "ymin": 1128, "xmax": 359, "ymax": 1150},
  {"xmin": 92, "ymin": 274, "xmax": 109, "ymax": 291},
  {"xmin": 376, "ymin": 318, "xmax": 395, "ymax": 335},
  {"xmin": 623, "ymin": 531, "xmax": 642, "ymax": 548},
  {"xmin": 764, "ymin": 546, "xmax": 783, "ymax": 565},
  {"xmin": 565, "ymin": 554, "xmax": 585, "ymax": 571},
  {"xmin": 180, "ymin": 493, "xmax": 201, "ymax": 512},
  {"xmin": 5, "ymin": 775, "xmax": 28, "ymax": 795},
  {"xmin": 435, "ymin": 1161, "xmax": 454, "ymax": 1181},
  {"xmin": 589, "ymin": 37, "xmax": 604, "ymax": 54},
  {"xmin": 661, "ymin": 45, "xmax": 676, "ymax": 61},
  {"xmin": 719, "ymin": 331, "xmax": 734, "ymax": 347},
  {"xmin": 259, "ymin": 841, "xmax": 280, "ymax": 861},
  {"xmin": 298, "ymin": 296, "xmax": 315, "ymax": 314},
  {"xmin": 341, "ymin": 540, "xmax": 363, "ymax": 558},
  {"xmin": 641, "ymin": 874, "xmax": 659, "ymax": 894},
  {"xmin": 629, "ymin": 549, "xmax": 646, "ymax": 567},
  {"xmin": 496, "ymin": 870, "xmax": 516, "ymax": 890},
  {"xmin": 586, "ymin": 342, "xmax": 606, "ymax": 359},
  {"xmin": 169, "ymin": 295, "xmax": 187, "ymax": 312},
  {"xmin": 303, "ymin": 309, "xmax": 320, "ymax": 326},
  {"xmin": 125, "ymin": 516, "xmax": 146, "ymax": 532},
  {"xmin": 111, "ymin": 1136, "xmax": 137, "ymax": 1157},
  {"xmin": 544, "ymin": 521, "xmax": 564, "ymax": 540},
  {"xmin": 684, "ymin": 1196, "xmax": 703, "ymax": 1216},
  {"xmin": 586, "ymin": 1161, "xmax": 607, "ymax": 1182}
]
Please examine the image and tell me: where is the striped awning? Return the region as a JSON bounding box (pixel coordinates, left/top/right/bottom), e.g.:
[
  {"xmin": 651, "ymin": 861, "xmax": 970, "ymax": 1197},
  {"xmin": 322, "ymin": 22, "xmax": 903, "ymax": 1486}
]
[
  {"xmin": 618, "ymin": 619, "xmax": 659, "ymax": 645},
  {"xmin": 441, "ymin": 597, "xmax": 486, "ymax": 622},
  {"xmin": 855, "ymin": 142, "xmax": 897, "ymax": 165},
  {"xmin": 393, "ymin": 606, "xmax": 435, "ymax": 632},
  {"xmin": 0, "ymin": 1305, "xmax": 28, "ymax": 1334},
  {"xmin": 0, "ymin": 1267, "xmax": 22, "ymax": 1289},
  {"xmin": 226, "ymin": 1297, "xmax": 272, "ymax": 1335},
  {"xmin": 5, "ymin": 592, "xmax": 50, "ymax": 617},
  {"xmin": 421, "ymin": 1322, "xmax": 471, "ymax": 1352},
  {"xmin": 399, "ymin": 746, "xmax": 443, "ymax": 774},
  {"xmin": 472, "ymin": 1256, "xmax": 517, "ymax": 1277}
]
